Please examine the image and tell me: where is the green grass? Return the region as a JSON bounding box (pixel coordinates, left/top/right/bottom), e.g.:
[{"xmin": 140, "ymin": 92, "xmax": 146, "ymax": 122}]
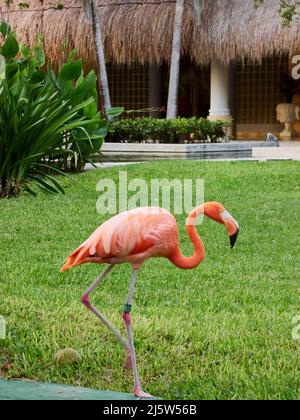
[{"xmin": 0, "ymin": 160, "xmax": 300, "ymax": 400}]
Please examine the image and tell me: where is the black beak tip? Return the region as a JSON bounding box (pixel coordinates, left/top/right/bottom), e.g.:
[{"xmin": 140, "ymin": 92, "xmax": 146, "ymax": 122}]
[{"xmin": 230, "ymin": 229, "xmax": 239, "ymax": 248}]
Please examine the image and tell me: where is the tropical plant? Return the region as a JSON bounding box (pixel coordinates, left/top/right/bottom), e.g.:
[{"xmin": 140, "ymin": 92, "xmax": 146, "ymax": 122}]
[{"xmin": 0, "ymin": 22, "xmax": 120, "ymax": 197}]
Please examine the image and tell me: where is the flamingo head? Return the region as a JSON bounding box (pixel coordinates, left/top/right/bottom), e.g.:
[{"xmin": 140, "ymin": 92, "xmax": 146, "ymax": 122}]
[{"xmin": 204, "ymin": 202, "xmax": 240, "ymax": 248}]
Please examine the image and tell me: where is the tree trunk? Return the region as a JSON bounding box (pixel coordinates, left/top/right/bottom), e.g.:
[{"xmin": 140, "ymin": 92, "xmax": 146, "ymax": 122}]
[
  {"xmin": 166, "ymin": 0, "xmax": 185, "ymax": 120},
  {"xmin": 0, "ymin": 177, "xmax": 20, "ymax": 198},
  {"xmin": 90, "ymin": 0, "xmax": 112, "ymax": 117}
]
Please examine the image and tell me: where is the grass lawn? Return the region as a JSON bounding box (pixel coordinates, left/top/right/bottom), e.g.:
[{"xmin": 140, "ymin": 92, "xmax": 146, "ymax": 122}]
[{"xmin": 0, "ymin": 160, "xmax": 300, "ymax": 400}]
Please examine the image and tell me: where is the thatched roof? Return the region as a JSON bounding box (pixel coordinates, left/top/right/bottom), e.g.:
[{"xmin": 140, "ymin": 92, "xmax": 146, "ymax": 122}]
[{"xmin": 0, "ymin": 0, "xmax": 299, "ymax": 66}]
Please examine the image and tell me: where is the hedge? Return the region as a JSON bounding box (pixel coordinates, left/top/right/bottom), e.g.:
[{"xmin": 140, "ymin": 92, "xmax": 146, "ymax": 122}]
[{"xmin": 106, "ymin": 117, "xmax": 231, "ymax": 144}]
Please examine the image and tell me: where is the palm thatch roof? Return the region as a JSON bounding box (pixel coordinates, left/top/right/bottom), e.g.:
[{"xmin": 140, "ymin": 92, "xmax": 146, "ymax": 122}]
[{"xmin": 0, "ymin": 0, "xmax": 299, "ymax": 67}]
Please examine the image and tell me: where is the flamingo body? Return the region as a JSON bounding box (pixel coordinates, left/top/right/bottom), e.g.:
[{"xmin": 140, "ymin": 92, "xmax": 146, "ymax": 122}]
[{"xmin": 61, "ymin": 207, "xmax": 179, "ymax": 271}]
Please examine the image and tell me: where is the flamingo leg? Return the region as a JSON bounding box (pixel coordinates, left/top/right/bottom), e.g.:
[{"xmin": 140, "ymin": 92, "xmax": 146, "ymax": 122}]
[
  {"xmin": 81, "ymin": 264, "xmax": 129, "ymax": 350},
  {"xmin": 123, "ymin": 269, "xmax": 153, "ymax": 399}
]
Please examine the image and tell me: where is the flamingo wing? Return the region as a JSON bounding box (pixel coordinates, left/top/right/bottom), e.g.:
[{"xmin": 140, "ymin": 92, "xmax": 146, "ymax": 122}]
[{"xmin": 61, "ymin": 207, "xmax": 177, "ymax": 271}]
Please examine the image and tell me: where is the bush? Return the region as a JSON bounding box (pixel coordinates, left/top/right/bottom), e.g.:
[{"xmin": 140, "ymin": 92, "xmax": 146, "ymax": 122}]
[
  {"xmin": 0, "ymin": 22, "xmax": 122, "ymax": 197},
  {"xmin": 106, "ymin": 117, "xmax": 230, "ymax": 144}
]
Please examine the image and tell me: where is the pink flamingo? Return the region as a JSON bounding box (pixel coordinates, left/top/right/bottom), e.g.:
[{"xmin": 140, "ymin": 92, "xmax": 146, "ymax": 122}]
[{"xmin": 61, "ymin": 202, "xmax": 239, "ymax": 398}]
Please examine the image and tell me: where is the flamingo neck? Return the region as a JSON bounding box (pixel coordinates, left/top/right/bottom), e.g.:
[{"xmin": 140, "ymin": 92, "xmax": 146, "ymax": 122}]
[{"xmin": 169, "ymin": 207, "xmax": 205, "ymax": 270}]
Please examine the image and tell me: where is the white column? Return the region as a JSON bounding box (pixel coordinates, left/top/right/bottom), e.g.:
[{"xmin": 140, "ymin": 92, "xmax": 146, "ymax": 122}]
[{"xmin": 208, "ymin": 60, "xmax": 231, "ymax": 121}]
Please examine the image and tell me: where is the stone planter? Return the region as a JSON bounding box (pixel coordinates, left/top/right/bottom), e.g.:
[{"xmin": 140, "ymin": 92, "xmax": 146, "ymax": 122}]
[{"xmin": 276, "ymin": 103, "xmax": 300, "ymax": 141}]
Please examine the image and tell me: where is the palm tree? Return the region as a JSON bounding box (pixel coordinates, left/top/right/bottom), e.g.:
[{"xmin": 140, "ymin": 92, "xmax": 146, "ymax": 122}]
[
  {"xmin": 166, "ymin": 0, "xmax": 201, "ymax": 119},
  {"xmin": 82, "ymin": 0, "xmax": 112, "ymax": 116},
  {"xmin": 166, "ymin": 0, "xmax": 185, "ymax": 120}
]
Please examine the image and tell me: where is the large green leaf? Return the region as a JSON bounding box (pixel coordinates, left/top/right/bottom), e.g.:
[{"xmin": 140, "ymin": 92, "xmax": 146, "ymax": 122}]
[
  {"xmin": 84, "ymin": 101, "xmax": 98, "ymax": 118},
  {"xmin": 2, "ymin": 33, "xmax": 19, "ymax": 59},
  {"xmin": 5, "ymin": 62, "xmax": 19, "ymax": 82},
  {"xmin": 106, "ymin": 107, "xmax": 124, "ymax": 118},
  {"xmin": 0, "ymin": 21, "xmax": 11, "ymax": 38},
  {"xmin": 59, "ymin": 60, "xmax": 83, "ymax": 82},
  {"xmin": 93, "ymin": 126, "xmax": 108, "ymax": 137},
  {"xmin": 70, "ymin": 70, "xmax": 96, "ymax": 104},
  {"xmin": 66, "ymin": 48, "xmax": 78, "ymax": 64},
  {"xmin": 30, "ymin": 70, "xmax": 46, "ymax": 84}
]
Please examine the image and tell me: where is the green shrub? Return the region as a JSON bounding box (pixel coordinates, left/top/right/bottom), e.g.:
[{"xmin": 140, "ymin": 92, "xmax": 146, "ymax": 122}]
[
  {"xmin": 0, "ymin": 22, "xmax": 122, "ymax": 197},
  {"xmin": 106, "ymin": 117, "xmax": 229, "ymax": 144}
]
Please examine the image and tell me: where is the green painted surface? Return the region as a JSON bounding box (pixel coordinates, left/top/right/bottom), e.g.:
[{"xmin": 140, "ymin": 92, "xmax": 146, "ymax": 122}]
[{"xmin": 0, "ymin": 379, "xmax": 153, "ymax": 400}]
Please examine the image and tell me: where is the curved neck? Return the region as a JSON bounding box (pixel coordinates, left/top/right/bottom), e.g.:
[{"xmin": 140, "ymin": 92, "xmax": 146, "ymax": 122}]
[{"xmin": 169, "ymin": 206, "xmax": 205, "ymax": 270}]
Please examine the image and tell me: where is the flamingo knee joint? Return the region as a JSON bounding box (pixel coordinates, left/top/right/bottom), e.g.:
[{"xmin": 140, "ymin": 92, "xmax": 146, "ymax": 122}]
[
  {"xmin": 81, "ymin": 294, "xmax": 91, "ymax": 307},
  {"xmin": 123, "ymin": 312, "xmax": 132, "ymax": 326}
]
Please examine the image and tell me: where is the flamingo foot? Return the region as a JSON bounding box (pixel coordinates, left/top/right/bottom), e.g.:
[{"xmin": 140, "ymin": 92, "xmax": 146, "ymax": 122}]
[
  {"xmin": 134, "ymin": 386, "xmax": 154, "ymax": 399},
  {"xmin": 124, "ymin": 349, "xmax": 132, "ymax": 370}
]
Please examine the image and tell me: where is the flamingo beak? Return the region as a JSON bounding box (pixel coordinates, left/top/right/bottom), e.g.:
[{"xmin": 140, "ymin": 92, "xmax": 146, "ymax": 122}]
[{"xmin": 230, "ymin": 228, "xmax": 239, "ymax": 248}]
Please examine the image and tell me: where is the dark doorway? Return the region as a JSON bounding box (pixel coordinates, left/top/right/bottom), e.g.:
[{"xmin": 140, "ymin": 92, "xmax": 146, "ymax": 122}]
[{"xmin": 162, "ymin": 58, "xmax": 210, "ymax": 118}]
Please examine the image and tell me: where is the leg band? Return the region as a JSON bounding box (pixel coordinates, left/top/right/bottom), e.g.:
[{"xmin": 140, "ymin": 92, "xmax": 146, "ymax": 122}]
[{"xmin": 124, "ymin": 304, "xmax": 132, "ymax": 314}]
